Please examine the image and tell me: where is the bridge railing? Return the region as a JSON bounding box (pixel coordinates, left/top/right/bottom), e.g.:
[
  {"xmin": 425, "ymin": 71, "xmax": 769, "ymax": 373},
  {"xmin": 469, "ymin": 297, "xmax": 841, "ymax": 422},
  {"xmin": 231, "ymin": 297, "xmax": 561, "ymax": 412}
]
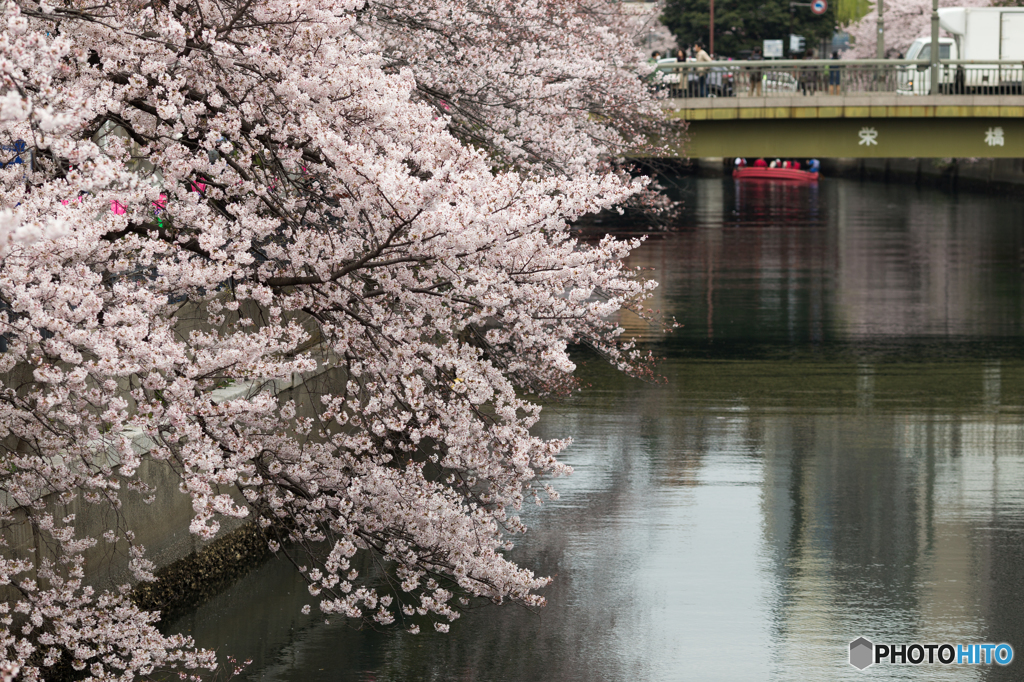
[{"xmin": 655, "ymin": 59, "xmax": 1024, "ymax": 99}]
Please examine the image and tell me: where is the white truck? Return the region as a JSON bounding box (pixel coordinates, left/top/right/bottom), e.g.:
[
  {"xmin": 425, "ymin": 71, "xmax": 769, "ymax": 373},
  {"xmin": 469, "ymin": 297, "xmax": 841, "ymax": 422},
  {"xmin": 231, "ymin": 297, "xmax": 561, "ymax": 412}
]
[{"xmin": 898, "ymin": 7, "xmax": 1024, "ymax": 95}]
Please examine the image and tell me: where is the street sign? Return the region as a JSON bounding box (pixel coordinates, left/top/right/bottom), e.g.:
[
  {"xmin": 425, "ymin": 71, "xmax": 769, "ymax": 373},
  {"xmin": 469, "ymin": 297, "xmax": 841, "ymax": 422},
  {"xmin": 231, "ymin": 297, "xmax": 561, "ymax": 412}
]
[
  {"xmin": 763, "ymin": 39, "xmax": 784, "ymax": 58},
  {"xmin": 811, "ymin": 0, "xmax": 827, "ymax": 15}
]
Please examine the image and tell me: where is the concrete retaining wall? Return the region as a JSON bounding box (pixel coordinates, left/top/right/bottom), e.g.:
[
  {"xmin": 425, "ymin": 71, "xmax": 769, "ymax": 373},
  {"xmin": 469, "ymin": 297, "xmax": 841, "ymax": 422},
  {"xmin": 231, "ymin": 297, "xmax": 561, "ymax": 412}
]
[
  {"xmin": 683, "ymin": 157, "xmax": 1024, "ymax": 193},
  {"xmin": 822, "ymin": 157, "xmax": 1024, "ymax": 192},
  {"xmin": 1, "ymin": 360, "xmax": 345, "ymax": 608}
]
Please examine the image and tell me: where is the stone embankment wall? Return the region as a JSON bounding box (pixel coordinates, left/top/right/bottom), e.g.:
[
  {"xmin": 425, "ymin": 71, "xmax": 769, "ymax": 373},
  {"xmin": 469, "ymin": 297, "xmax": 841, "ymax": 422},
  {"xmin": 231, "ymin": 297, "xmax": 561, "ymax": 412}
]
[
  {"xmin": 822, "ymin": 157, "xmax": 1024, "ymax": 192},
  {"xmin": 682, "ymin": 157, "xmax": 1024, "ymax": 192},
  {"xmin": 1, "ymin": 328, "xmax": 343, "ymax": 617}
]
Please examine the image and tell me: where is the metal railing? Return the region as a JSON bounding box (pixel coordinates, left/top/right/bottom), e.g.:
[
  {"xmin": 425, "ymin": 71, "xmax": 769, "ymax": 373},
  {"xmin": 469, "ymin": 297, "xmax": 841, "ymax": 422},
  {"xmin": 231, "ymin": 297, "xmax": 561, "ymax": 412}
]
[{"xmin": 654, "ymin": 59, "xmax": 1024, "ymax": 99}]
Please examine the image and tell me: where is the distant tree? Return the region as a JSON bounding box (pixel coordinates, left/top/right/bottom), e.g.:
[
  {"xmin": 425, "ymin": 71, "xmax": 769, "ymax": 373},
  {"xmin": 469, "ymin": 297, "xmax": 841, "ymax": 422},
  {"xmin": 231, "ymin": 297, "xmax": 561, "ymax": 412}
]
[
  {"xmin": 834, "ymin": 0, "xmax": 873, "ymax": 26},
  {"xmin": 661, "ymin": 0, "xmax": 837, "ymax": 57}
]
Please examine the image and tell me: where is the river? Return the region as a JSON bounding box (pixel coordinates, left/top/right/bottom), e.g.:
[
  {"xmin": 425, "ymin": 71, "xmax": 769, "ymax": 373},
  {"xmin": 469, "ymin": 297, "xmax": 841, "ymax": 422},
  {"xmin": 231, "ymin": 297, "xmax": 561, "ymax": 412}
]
[{"xmin": 167, "ymin": 177, "xmax": 1024, "ymax": 681}]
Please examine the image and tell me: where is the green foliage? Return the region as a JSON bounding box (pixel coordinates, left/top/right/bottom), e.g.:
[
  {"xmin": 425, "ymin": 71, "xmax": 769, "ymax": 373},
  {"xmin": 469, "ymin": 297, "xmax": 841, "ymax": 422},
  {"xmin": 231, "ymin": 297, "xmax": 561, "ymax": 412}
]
[
  {"xmin": 834, "ymin": 0, "xmax": 871, "ymax": 25},
  {"xmin": 661, "ymin": 0, "xmax": 838, "ymax": 57}
]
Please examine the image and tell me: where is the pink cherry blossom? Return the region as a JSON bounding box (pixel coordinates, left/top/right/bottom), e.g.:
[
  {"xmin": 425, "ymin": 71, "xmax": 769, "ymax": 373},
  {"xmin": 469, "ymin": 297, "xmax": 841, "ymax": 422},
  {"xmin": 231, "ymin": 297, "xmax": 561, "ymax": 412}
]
[{"xmin": 0, "ymin": 0, "xmax": 677, "ymax": 678}]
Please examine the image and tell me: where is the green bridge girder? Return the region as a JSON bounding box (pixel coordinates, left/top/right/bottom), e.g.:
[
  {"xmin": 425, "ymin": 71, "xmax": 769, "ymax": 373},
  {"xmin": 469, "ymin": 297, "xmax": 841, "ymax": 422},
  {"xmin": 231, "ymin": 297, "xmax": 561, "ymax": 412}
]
[{"xmin": 664, "ymin": 96, "xmax": 1024, "ymax": 158}]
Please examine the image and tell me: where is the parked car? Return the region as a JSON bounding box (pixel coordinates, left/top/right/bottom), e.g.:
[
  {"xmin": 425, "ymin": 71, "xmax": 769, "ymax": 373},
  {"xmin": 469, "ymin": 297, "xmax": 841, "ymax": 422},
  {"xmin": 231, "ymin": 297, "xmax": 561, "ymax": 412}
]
[
  {"xmin": 654, "ymin": 58, "xmax": 683, "ymax": 96},
  {"xmin": 762, "ymin": 70, "xmax": 799, "ymax": 94},
  {"xmin": 708, "ymin": 66, "xmax": 735, "ymax": 97},
  {"xmin": 652, "ymin": 58, "xmax": 735, "ymax": 98},
  {"xmin": 683, "ymin": 63, "xmax": 735, "ymax": 97}
]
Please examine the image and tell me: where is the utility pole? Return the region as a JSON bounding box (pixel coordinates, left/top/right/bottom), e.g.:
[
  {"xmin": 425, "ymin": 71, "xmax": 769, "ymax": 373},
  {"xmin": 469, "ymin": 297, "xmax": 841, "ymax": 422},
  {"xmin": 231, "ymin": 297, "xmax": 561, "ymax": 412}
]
[
  {"xmin": 876, "ymin": 0, "xmax": 885, "ymax": 58},
  {"xmin": 710, "ymin": 0, "xmax": 715, "ymax": 55},
  {"xmin": 930, "ymin": 0, "xmax": 939, "ymax": 93}
]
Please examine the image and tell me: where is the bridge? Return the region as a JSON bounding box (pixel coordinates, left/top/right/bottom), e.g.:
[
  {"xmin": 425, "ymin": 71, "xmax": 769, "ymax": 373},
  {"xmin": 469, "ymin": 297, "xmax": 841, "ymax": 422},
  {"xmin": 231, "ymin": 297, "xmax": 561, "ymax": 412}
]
[{"xmin": 656, "ymin": 60, "xmax": 1024, "ymax": 158}]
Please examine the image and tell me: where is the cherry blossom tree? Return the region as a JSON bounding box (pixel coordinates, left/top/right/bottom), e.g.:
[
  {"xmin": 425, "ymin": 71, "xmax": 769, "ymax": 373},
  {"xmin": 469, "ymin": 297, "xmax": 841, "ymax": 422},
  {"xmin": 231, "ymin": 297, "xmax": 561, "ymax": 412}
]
[
  {"xmin": 844, "ymin": 0, "xmax": 991, "ymax": 58},
  {"xmin": 0, "ymin": 0, "xmax": 673, "ymax": 678}
]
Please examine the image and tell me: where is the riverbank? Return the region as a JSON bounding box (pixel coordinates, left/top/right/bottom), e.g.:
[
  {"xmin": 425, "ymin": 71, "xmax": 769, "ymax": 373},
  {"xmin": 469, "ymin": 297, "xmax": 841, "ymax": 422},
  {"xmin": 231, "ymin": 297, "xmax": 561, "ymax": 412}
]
[
  {"xmin": 826, "ymin": 157, "xmax": 1024, "ymax": 193},
  {"xmin": 0, "ymin": 345, "xmax": 341, "ymax": 620},
  {"xmin": 670, "ymin": 157, "xmax": 1024, "ymax": 193},
  {"xmin": 133, "ymin": 521, "xmax": 272, "ymax": 623}
]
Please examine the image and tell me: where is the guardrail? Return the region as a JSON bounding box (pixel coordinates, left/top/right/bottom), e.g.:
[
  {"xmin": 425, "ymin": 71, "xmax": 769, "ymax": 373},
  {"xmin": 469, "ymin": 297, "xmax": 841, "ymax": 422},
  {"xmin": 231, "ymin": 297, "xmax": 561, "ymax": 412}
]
[{"xmin": 655, "ymin": 59, "xmax": 1024, "ymax": 99}]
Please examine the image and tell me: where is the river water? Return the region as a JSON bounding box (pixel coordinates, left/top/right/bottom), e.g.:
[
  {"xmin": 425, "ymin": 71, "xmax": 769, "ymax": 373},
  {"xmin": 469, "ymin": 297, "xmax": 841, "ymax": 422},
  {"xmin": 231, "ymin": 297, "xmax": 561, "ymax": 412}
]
[{"xmin": 168, "ymin": 177, "xmax": 1024, "ymax": 681}]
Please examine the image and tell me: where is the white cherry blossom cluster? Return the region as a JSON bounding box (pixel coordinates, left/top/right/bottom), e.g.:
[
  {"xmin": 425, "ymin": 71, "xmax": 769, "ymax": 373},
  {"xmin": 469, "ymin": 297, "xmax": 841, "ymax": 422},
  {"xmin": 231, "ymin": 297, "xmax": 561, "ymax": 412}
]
[{"xmin": 0, "ymin": 0, "xmax": 676, "ymax": 677}]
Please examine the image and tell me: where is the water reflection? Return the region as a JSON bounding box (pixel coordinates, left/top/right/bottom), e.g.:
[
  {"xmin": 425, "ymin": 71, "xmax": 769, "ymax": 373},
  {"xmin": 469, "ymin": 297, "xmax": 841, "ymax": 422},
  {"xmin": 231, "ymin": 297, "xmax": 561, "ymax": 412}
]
[
  {"xmin": 621, "ymin": 178, "xmax": 1024, "ymax": 352},
  {"xmin": 170, "ymin": 179, "xmax": 1024, "ymax": 681}
]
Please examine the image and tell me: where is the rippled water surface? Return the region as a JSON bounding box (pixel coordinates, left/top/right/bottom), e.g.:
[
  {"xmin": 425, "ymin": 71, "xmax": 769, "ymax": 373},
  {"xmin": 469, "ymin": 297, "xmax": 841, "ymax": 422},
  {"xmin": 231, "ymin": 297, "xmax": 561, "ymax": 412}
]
[{"xmin": 169, "ymin": 178, "xmax": 1024, "ymax": 681}]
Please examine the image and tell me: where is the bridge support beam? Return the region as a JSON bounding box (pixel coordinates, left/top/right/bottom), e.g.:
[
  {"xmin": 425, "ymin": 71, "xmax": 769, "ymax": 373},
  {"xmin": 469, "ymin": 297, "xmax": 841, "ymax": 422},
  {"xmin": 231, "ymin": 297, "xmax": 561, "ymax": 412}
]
[{"xmin": 674, "ymin": 117, "xmax": 1024, "ymax": 158}]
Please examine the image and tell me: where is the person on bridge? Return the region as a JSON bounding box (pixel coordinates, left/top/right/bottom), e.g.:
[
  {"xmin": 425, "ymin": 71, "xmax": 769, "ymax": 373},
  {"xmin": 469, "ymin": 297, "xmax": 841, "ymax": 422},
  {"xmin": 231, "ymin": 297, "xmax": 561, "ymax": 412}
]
[
  {"xmin": 749, "ymin": 47, "xmax": 763, "ymax": 97},
  {"xmin": 797, "ymin": 51, "xmax": 817, "ymax": 96},
  {"xmin": 827, "ymin": 51, "xmax": 841, "ymax": 95},
  {"xmin": 693, "ymin": 42, "xmax": 712, "ymax": 97}
]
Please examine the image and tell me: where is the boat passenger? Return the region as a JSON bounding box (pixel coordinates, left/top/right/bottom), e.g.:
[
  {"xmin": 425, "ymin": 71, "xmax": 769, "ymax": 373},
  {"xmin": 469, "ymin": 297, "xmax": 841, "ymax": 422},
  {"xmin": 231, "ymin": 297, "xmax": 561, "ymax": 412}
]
[
  {"xmin": 735, "ymin": 158, "xmax": 747, "ymax": 168},
  {"xmin": 753, "ymin": 158, "xmax": 768, "ymax": 167},
  {"xmin": 808, "ymin": 159, "xmax": 820, "ymax": 173}
]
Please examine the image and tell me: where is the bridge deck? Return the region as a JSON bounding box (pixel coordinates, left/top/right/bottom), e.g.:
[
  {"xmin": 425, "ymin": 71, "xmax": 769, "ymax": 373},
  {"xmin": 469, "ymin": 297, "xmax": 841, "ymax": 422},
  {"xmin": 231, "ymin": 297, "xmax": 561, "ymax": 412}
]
[
  {"xmin": 663, "ymin": 95, "xmax": 1024, "ymax": 158},
  {"xmin": 668, "ymin": 95, "xmax": 1024, "ymax": 121}
]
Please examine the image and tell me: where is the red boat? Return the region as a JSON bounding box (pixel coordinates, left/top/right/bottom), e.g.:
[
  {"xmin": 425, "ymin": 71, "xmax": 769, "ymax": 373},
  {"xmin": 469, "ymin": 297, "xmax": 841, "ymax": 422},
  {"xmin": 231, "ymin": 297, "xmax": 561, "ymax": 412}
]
[{"xmin": 733, "ymin": 167, "xmax": 819, "ymax": 182}]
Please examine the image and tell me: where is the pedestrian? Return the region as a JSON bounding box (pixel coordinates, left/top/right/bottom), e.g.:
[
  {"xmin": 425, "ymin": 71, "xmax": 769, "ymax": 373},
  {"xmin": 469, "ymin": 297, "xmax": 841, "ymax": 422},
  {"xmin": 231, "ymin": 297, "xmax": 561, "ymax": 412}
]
[
  {"xmin": 800, "ymin": 49, "xmax": 818, "ymax": 95},
  {"xmin": 648, "ymin": 51, "xmax": 665, "ymax": 92},
  {"xmin": 828, "ymin": 51, "xmax": 841, "ymax": 95},
  {"xmin": 749, "ymin": 46, "xmax": 763, "ymax": 97},
  {"xmin": 693, "ymin": 42, "xmax": 712, "ymax": 97}
]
